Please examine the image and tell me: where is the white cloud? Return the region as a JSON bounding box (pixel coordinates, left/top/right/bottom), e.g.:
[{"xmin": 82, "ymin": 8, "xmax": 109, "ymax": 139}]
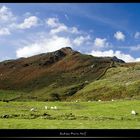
[
  {"xmin": 134, "ymin": 32, "xmax": 140, "ymax": 39},
  {"xmin": 90, "ymin": 49, "xmax": 140, "ymax": 62},
  {"xmin": 70, "ymin": 27, "xmax": 79, "ymax": 34},
  {"xmin": 0, "ymin": 6, "xmax": 39, "ymax": 33},
  {"xmin": 50, "ymin": 24, "xmax": 68, "ymax": 34},
  {"xmin": 0, "ymin": 5, "xmax": 15, "ymax": 22},
  {"xmin": 136, "ymin": 58, "xmax": 140, "ymax": 62},
  {"xmin": 0, "ymin": 5, "xmax": 39, "ymax": 35},
  {"xmin": 0, "ymin": 27, "xmax": 10, "ymax": 35},
  {"xmin": 16, "ymin": 35, "xmax": 72, "ymax": 58},
  {"xmin": 46, "ymin": 17, "xmax": 80, "ymax": 35},
  {"xmin": 18, "ymin": 16, "xmax": 38, "ymax": 29},
  {"xmin": 73, "ymin": 35, "xmax": 90, "ymax": 46},
  {"xmin": 94, "ymin": 38, "xmax": 109, "ymax": 48},
  {"xmin": 16, "ymin": 17, "xmax": 92, "ymax": 58},
  {"xmin": 46, "ymin": 17, "xmax": 60, "ymax": 28},
  {"xmin": 114, "ymin": 31, "xmax": 125, "ymax": 41},
  {"xmin": 50, "ymin": 25, "xmax": 80, "ymax": 35}
]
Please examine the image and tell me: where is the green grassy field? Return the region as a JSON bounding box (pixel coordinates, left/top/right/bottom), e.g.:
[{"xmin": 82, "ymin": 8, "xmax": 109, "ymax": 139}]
[{"xmin": 0, "ymin": 100, "xmax": 140, "ymax": 129}]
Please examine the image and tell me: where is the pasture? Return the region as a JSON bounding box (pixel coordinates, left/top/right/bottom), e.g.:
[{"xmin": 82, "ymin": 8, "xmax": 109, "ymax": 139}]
[{"xmin": 0, "ymin": 100, "xmax": 140, "ymax": 129}]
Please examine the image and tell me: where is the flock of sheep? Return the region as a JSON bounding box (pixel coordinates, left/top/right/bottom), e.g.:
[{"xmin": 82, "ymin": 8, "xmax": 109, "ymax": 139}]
[
  {"xmin": 30, "ymin": 105, "xmax": 58, "ymax": 112},
  {"xmin": 30, "ymin": 100, "xmax": 138, "ymax": 116}
]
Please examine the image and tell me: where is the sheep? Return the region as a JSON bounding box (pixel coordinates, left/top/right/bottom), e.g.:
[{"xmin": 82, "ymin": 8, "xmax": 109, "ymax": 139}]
[
  {"xmin": 45, "ymin": 106, "xmax": 48, "ymax": 110},
  {"xmin": 30, "ymin": 108, "xmax": 35, "ymax": 112},
  {"xmin": 111, "ymin": 99, "xmax": 114, "ymax": 101},
  {"xmin": 50, "ymin": 106, "xmax": 54, "ymax": 110},
  {"xmin": 88, "ymin": 100, "xmax": 91, "ymax": 102},
  {"xmin": 54, "ymin": 106, "xmax": 57, "ymax": 110},
  {"xmin": 50, "ymin": 106, "xmax": 57, "ymax": 110},
  {"xmin": 75, "ymin": 100, "xmax": 78, "ymax": 103},
  {"xmin": 131, "ymin": 110, "xmax": 138, "ymax": 115},
  {"xmin": 98, "ymin": 100, "xmax": 101, "ymax": 102}
]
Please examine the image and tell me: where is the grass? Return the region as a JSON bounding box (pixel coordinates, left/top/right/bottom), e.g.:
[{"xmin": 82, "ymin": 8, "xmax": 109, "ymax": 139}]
[
  {"xmin": 0, "ymin": 119, "xmax": 140, "ymax": 129},
  {"xmin": 0, "ymin": 100, "xmax": 140, "ymax": 129},
  {"xmin": 0, "ymin": 90, "xmax": 23, "ymax": 101},
  {"xmin": 69, "ymin": 64, "xmax": 140, "ymax": 101}
]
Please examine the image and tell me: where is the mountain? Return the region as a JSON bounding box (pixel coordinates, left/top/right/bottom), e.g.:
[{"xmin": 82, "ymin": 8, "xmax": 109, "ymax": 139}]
[
  {"xmin": 111, "ymin": 56, "xmax": 125, "ymax": 63},
  {"xmin": 0, "ymin": 47, "xmax": 139, "ymax": 101}
]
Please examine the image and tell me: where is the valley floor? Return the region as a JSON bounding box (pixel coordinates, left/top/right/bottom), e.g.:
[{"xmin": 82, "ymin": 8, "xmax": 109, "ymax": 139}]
[{"xmin": 0, "ymin": 100, "xmax": 140, "ymax": 129}]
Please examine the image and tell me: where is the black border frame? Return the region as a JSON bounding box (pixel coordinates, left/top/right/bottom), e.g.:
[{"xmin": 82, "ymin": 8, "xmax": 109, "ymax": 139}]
[{"xmin": 0, "ymin": 129, "xmax": 140, "ymax": 138}]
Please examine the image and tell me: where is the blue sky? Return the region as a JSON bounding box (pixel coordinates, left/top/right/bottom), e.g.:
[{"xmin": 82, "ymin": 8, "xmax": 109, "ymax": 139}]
[{"xmin": 0, "ymin": 3, "xmax": 140, "ymax": 62}]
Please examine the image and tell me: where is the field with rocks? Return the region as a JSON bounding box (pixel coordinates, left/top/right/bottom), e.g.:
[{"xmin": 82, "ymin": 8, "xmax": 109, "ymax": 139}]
[{"xmin": 0, "ymin": 100, "xmax": 140, "ymax": 129}]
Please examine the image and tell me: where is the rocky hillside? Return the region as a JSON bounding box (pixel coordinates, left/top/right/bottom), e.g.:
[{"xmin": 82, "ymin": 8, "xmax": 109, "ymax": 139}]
[{"xmin": 0, "ymin": 47, "xmax": 133, "ymax": 101}]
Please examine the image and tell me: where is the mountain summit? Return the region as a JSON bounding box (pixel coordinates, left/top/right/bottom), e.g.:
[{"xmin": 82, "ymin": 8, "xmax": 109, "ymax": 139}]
[{"xmin": 111, "ymin": 56, "xmax": 125, "ymax": 63}]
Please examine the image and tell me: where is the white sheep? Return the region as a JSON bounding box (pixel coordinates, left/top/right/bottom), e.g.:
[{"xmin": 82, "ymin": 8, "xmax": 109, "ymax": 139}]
[
  {"xmin": 54, "ymin": 106, "xmax": 57, "ymax": 110},
  {"xmin": 50, "ymin": 106, "xmax": 57, "ymax": 110},
  {"xmin": 98, "ymin": 100, "xmax": 101, "ymax": 102},
  {"xmin": 30, "ymin": 108, "xmax": 35, "ymax": 112},
  {"xmin": 131, "ymin": 110, "xmax": 137, "ymax": 115},
  {"xmin": 75, "ymin": 100, "xmax": 78, "ymax": 103},
  {"xmin": 45, "ymin": 106, "xmax": 48, "ymax": 110},
  {"xmin": 111, "ymin": 99, "xmax": 114, "ymax": 101},
  {"xmin": 88, "ymin": 100, "xmax": 91, "ymax": 102},
  {"xmin": 50, "ymin": 106, "xmax": 54, "ymax": 110}
]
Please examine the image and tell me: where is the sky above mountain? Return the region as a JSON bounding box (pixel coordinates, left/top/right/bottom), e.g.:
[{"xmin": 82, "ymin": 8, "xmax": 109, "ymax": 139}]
[{"xmin": 0, "ymin": 3, "xmax": 140, "ymax": 62}]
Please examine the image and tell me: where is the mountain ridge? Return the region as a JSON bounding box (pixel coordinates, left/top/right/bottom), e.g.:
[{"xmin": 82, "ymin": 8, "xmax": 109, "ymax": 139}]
[{"xmin": 1, "ymin": 47, "xmax": 139, "ymax": 101}]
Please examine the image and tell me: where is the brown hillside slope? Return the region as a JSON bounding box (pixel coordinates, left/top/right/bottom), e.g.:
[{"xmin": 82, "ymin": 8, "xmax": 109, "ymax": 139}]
[{"xmin": 0, "ymin": 47, "xmax": 124, "ymax": 92}]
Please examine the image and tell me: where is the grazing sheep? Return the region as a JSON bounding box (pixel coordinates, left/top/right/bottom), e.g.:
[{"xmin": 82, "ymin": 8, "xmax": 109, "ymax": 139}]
[
  {"xmin": 50, "ymin": 106, "xmax": 54, "ymax": 110},
  {"xmin": 111, "ymin": 99, "xmax": 114, "ymax": 101},
  {"xmin": 30, "ymin": 108, "xmax": 35, "ymax": 112},
  {"xmin": 45, "ymin": 106, "xmax": 48, "ymax": 110},
  {"xmin": 54, "ymin": 106, "xmax": 57, "ymax": 110},
  {"xmin": 88, "ymin": 100, "xmax": 91, "ymax": 102},
  {"xmin": 98, "ymin": 100, "xmax": 101, "ymax": 102},
  {"xmin": 131, "ymin": 110, "xmax": 138, "ymax": 115},
  {"xmin": 50, "ymin": 106, "xmax": 57, "ymax": 110},
  {"xmin": 75, "ymin": 100, "xmax": 78, "ymax": 103}
]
